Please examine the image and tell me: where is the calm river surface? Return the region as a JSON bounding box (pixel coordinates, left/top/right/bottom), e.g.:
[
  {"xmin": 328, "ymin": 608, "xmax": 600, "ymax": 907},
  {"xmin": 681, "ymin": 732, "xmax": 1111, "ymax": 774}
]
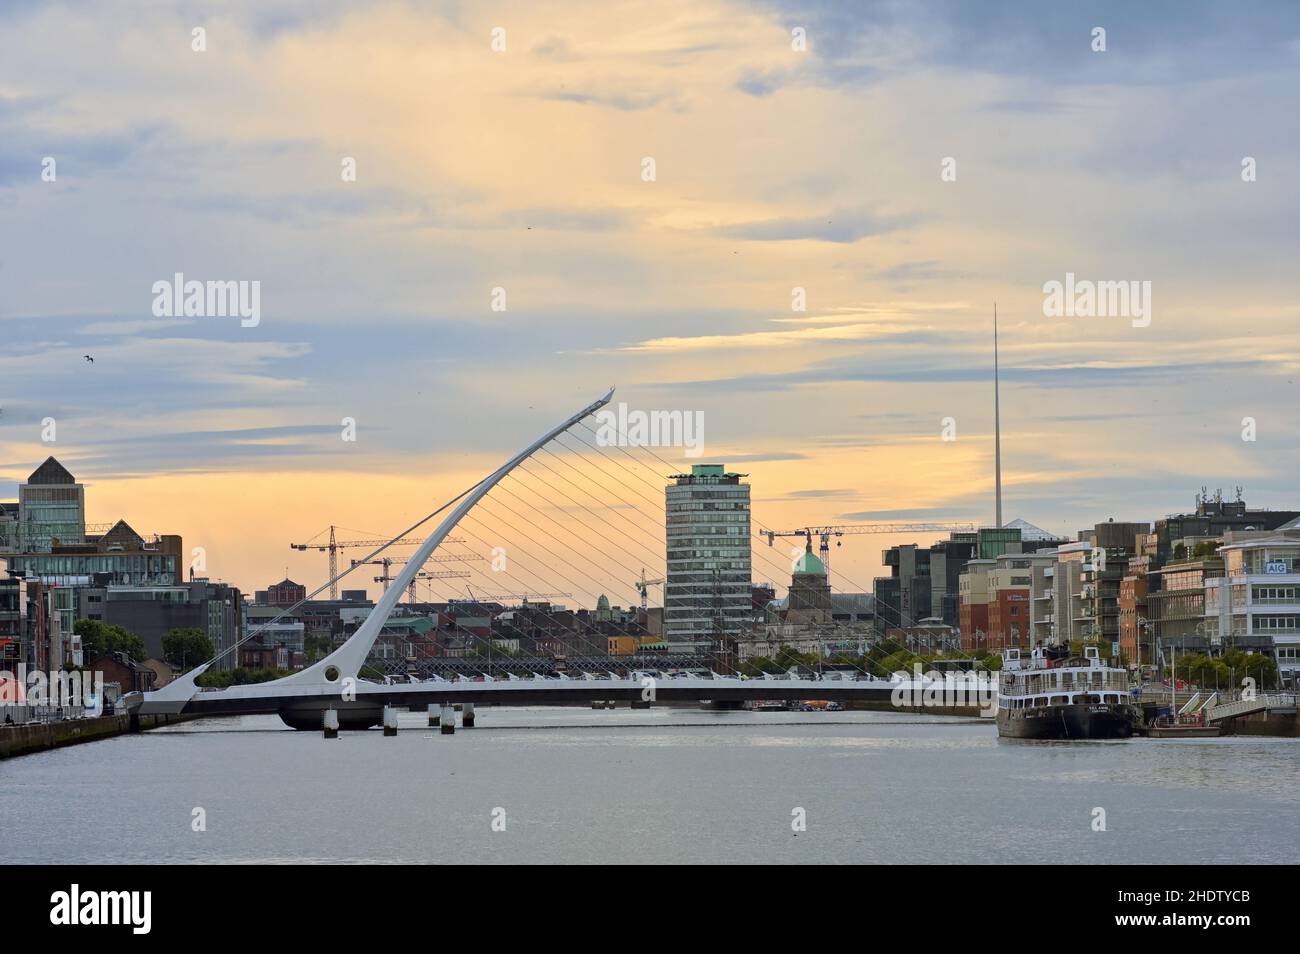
[{"xmin": 4, "ymin": 708, "xmax": 1298, "ymax": 864}]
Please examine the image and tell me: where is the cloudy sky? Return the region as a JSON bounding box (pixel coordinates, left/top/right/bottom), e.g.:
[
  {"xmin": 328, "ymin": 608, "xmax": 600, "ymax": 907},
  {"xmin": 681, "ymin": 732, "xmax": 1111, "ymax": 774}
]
[{"xmin": 2, "ymin": 0, "xmax": 1299, "ymax": 603}]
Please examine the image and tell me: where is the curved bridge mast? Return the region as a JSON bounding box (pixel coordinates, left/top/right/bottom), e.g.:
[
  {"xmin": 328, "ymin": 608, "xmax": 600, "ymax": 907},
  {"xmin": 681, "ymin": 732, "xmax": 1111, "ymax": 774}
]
[{"xmin": 133, "ymin": 387, "xmax": 615, "ymax": 720}]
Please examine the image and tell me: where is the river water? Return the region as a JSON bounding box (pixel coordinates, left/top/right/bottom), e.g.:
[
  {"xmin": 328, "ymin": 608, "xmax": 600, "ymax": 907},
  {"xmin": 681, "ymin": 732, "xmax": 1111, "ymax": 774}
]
[{"xmin": 3, "ymin": 708, "xmax": 1297, "ymax": 864}]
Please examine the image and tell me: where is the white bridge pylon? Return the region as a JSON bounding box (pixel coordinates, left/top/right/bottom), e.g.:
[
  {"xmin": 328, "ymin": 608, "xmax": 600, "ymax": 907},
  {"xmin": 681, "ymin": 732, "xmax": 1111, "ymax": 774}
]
[{"xmin": 133, "ymin": 387, "xmax": 616, "ymax": 716}]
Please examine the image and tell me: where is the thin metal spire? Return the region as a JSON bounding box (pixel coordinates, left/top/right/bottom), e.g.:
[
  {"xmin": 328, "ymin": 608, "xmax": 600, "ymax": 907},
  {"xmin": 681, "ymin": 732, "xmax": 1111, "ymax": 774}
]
[{"xmin": 993, "ymin": 302, "xmax": 1003, "ymax": 529}]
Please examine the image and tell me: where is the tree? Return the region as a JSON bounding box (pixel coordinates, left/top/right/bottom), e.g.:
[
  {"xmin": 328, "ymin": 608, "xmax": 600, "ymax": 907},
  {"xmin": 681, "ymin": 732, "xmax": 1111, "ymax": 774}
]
[
  {"xmin": 303, "ymin": 633, "xmax": 333, "ymax": 662},
  {"xmin": 1222, "ymin": 648, "xmax": 1278, "ymax": 690},
  {"xmin": 1174, "ymin": 649, "xmax": 1278, "ymax": 691},
  {"xmin": 875, "ymin": 649, "xmax": 918, "ymax": 678},
  {"xmin": 162, "ymin": 628, "xmax": 214, "ymax": 671},
  {"xmin": 74, "ymin": 619, "xmax": 146, "ymax": 663},
  {"xmin": 773, "ymin": 644, "xmax": 818, "ymax": 672},
  {"xmin": 1175, "ymin": 652, "xmax": 1224, "ymax": 687},
  {"xmin": 196, "ymin": 667, "xmax": 291, "ymax": 689}
]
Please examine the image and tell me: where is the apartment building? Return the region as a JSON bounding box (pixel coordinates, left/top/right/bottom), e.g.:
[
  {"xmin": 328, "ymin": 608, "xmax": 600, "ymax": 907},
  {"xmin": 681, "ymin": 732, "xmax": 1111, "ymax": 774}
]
[{"xmin": 1206, "ymin": 530, "xmax": 1300, "ymax": 686}]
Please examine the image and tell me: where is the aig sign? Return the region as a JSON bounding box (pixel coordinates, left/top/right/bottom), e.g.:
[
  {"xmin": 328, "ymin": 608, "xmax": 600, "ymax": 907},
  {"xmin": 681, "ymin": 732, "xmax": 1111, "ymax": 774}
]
[{"xmin": 1265, "ymin": 561, "xmax": 1290, "ymax": 574}]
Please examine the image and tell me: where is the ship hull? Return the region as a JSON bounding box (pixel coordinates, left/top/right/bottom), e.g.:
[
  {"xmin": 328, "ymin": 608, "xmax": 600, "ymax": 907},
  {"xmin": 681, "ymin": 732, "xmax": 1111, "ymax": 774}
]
[{"xmin": 997, "ymin": 703, "xmax": 1138, "ymax": 740}]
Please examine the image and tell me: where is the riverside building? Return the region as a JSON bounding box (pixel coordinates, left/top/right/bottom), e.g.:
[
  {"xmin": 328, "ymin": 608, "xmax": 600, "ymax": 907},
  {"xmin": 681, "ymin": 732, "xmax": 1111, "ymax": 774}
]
[{"xmin": 664, "ymin": 464, "xmax": 752, "ymax": 651}]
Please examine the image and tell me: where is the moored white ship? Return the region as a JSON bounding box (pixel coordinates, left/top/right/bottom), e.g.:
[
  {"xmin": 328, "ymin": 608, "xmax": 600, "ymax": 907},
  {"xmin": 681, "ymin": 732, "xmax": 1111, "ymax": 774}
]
[{"xmin": 997, "ymin": 645, "xmax": 1140, "ymax": 740}]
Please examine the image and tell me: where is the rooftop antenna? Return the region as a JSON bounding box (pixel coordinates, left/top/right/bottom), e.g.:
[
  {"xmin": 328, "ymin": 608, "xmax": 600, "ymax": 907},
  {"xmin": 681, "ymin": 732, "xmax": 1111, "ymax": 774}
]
[{"xmin": 993, "ymin": 302, "xmax": 1003, "ymax": 529}]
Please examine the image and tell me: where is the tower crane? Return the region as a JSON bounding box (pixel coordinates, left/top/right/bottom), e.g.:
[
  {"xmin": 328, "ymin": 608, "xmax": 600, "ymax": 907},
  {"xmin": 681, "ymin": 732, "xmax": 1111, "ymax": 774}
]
[
  {"xmin": 350, "ymin": 556, "xmax": 479, "ymax": 597},
  {"xmin": 759, "ymin": 522, "xmax": 977, "ymax": 572},
  {"xmin": 461, "ymin": 587, "xmax": 572, "ymax": 604},
  {"xmin": 634, "ymin": 567, "xmax": 666, "ymax": 610},
  {"xmin": 402, "ymin": 570, "xmax": 474, "ymax": 602},
  {"xmin": 289, "ymin": 525, "xmax": 466, "ymax": 599}
]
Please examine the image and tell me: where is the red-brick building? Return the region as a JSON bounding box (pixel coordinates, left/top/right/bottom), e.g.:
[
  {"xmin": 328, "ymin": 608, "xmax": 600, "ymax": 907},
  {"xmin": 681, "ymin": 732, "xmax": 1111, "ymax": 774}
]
[
  {"xmin": 1118, "ymin": 574, "xmax": 1148, "ymax": 665},
  {"xmin": 89, "ymin": 651, "xmax": 156, "ymax": 694},
  {"xmin": 959, "ymin": 602, "xmax": 989, "ymax": 650},
  {"xmin": 988, "ymin": 589, "xmax": 1030, "ymax": 650},
  {"xmin": 238, "ymin": 644, "xmax": 280, "ymax": 669},
  {"xmin": 267, "ymin": 578, "xmax": 307, "ymax": 607}
]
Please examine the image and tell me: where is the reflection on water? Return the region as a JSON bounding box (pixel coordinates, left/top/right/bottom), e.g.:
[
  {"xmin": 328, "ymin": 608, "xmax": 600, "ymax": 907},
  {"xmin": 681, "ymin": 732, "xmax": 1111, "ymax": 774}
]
[{"xmin": 3, "ymin": 707, "xmax": 1297, "ymax": 864}]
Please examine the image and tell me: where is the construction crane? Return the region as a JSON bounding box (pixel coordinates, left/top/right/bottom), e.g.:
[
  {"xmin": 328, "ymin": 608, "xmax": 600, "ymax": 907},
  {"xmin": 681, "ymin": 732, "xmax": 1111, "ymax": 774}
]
[
  {"xmin": 634, "ymin": 567, "xmax": 665, "ymax": 610},
  {"xmin": 759, "ymin": 522, "xmax": 978, "ymax": 572},
  {"xmin": 462, "ymin": 587, "xmax": 572, "ymax": 604},
  {"xmin": 289, "ymin": 525, "xmax": 466, "ymax": 599},
  {"xmin": 350, "ymin": 556, "xmax": 479, "ymax": 596},
  {"xmin": 403, "ymin": 570, "xmax": 474, "ymax": 602}
]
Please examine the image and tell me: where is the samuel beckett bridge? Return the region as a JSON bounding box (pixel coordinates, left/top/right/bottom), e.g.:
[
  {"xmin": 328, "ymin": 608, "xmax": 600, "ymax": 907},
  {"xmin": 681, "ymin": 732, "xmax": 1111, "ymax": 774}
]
[{"xmin": 127, "ymin": 388, "xmax": 963, "ymax": 732}]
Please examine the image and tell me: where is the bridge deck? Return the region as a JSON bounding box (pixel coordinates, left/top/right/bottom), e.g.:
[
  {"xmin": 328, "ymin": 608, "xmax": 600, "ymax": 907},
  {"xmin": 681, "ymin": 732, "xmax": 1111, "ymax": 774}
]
[{"xmin": 135, "ymin": 676, "xmax": 997, "ymax": 718}]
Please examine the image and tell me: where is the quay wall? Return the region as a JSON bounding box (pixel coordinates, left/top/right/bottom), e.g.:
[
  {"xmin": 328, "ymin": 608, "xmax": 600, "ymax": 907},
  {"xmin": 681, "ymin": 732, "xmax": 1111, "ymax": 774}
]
[
  {"xmin": 1223, "ymin": 708, "xmax": 1299, "ymax": 738},
  {"xmin": 0, "ymin": 712, "xmax": 196, "ymax": 760},
  {"xmin": 848, "ymin": 700, "xmax": 988, "ymax": 718}
]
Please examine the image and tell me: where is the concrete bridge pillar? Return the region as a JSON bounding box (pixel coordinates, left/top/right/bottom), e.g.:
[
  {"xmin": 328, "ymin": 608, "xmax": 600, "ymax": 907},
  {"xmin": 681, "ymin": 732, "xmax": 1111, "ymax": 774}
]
[
  {"xmin": 323, "ymin": 708, "xmax": 340, "ymax": 739},
  {"xmin": 440, "ymin": 704, "xmax": 455, "ymax": 735},
  {"xmin": 462, "ymin": 702, "xmax": 475, "ymax": 728},
  {"xmin": 382, "ymin": 706, "xmax": 398, "ymax": 737},
  {"xmin": 428, "ymin": 704, "xmax": 440, "ymax": 727}
]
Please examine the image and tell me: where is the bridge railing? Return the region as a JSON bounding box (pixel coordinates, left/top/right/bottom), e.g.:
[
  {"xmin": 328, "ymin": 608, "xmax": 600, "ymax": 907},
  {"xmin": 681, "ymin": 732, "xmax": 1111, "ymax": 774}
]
[
  {"xmin": 379, "ymin": 659, "xmax": 896, "ymax": 683},
  {"xmin": 1, "ymin": 703, "xmax": 89, "ymax": 723},
  {"xmin": 1205, "ymin": 692, "xmax": 1297, "ymax": 721}
]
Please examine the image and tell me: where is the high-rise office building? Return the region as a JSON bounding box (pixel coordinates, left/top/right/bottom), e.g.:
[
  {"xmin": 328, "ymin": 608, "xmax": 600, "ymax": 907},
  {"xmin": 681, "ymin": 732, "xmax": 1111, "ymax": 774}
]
[
  {"xmin": 16, "ymin": 457, "xmax": 85, "ymax": 552},
  {"xmin": 664, "ymin": 464, "xmax": 752, "ymax": 649}
]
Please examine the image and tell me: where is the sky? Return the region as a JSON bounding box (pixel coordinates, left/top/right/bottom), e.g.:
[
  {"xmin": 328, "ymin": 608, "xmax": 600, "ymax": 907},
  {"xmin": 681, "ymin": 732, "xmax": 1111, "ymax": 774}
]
[{"xmin": 2, "ymin": 0, "xmax": 1299, "ymax": 605}]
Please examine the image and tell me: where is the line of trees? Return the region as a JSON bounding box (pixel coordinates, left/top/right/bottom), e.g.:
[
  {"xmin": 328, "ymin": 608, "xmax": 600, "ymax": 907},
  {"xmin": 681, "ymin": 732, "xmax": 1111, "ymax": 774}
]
[
  {"xmin": 1173, "ymin": 648, "xmax": 1278, "ymax": 690},
  {"xmin": 160, "ymin": 628, "xmax": 214, "ymax": 671},
  {"xmin": 195, "ymin": 667, "xmax": 293, "ymax": 688},
  {"xmin": 736, "ymin": 638, "xmax": 1006, "ymax": 678},
  {"xmin": 73, "ymin": 619, "xmax": 146, "ymax": 663},
  {"xmin": 72, "ymin": 620, "xmax": 213, "ymax": 673}
]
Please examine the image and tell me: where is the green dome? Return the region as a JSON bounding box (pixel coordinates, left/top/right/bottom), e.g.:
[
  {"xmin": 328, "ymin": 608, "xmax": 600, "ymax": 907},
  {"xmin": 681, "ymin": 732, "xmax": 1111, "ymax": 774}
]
[
  {"xmin": 793, "ymin": 551, "xmax": 826, "ymax": 576},
  {"xmin": 596, "ymin": 594, "xmax": 610, "ymax": 610}
]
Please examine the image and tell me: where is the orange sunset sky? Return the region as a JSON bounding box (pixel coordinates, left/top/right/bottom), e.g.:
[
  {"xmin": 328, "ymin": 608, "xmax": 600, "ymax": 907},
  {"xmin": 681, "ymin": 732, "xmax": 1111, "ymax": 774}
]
[{"xmin": 3, "ymin": 1, "xmax": 1299, "ymax": 606}]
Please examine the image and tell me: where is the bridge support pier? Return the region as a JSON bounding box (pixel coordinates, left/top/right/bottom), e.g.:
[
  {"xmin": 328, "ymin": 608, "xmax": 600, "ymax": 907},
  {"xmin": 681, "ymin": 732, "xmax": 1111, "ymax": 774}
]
[
  {"xmin": 428, "ymin": 704, "xmax": 440, "ymax": 727},
  {"xmin": 382, "ymin": 706, "xmax": 398, "ymax": 737},
  {"xmin": 323, "ymin": 709, "xmax": 339, "ymax": 739},
  {"xmin": 440, "ymin": 704, "xmax": 455, "ymax": 735},
  {"xmin": 462, "ymin": 702, "xmax": 475, "ymax": 728}
]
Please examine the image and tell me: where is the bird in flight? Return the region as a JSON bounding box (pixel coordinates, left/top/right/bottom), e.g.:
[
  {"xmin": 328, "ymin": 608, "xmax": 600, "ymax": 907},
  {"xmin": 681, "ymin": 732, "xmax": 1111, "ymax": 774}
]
[{"xmin": 84, "ymin": 355, "xmax": 94, "ymax": 363}]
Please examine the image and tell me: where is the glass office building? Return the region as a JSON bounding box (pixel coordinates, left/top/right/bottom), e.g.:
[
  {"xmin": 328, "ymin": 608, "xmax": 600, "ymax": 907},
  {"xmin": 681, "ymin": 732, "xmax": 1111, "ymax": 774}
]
[
  {"xmin": 16, "ymin": 457, "xmax": 85, "ymax": 553},
  {"xmin": 664, "ymin": 464, "xmax": 752, "ymax": 647}
]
